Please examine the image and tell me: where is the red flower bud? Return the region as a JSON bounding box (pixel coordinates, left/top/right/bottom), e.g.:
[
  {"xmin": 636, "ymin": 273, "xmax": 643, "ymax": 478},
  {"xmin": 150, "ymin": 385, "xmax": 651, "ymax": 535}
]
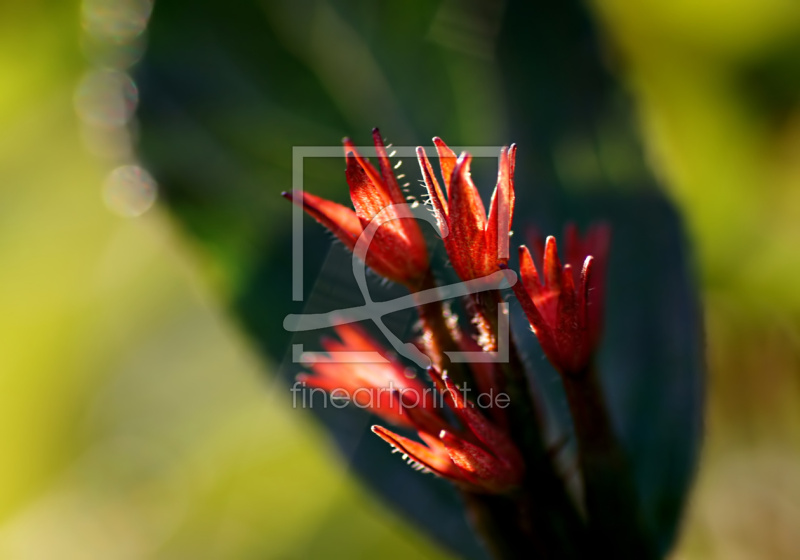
[
  {"xmin": 284, "ymin": 128, "xmax": 429, "ymax": 287},
  {"xmin": 509, "ymin": 225, "xmax": 610, "ymax": 375},
  {"xmin": 417, "ymin": 139, "xmax": 516, "ymax": 281},
  {"xmin": 372, "ymin": 367, "xmax": 524, "ymax": 494}
]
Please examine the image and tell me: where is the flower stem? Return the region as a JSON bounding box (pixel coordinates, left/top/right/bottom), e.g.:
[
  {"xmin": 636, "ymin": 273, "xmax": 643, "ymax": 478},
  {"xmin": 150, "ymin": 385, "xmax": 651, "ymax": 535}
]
[
  {"xmin": 562, "ymin": 363, "xmax": 655, "ymax": 557},
  {"xmin": 412, "ymin": 270, "xmax": 472, "ymax": 384},
  {"xmin": 461, "ymin": 289, "xmax": 589, "ymax": 558}
]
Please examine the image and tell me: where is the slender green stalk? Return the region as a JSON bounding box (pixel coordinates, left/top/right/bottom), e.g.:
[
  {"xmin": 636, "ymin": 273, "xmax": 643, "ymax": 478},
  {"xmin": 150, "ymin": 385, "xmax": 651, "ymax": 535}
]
[{"xmin": 562, "ymin": 363, "xmax": 654, "ymax": 557}]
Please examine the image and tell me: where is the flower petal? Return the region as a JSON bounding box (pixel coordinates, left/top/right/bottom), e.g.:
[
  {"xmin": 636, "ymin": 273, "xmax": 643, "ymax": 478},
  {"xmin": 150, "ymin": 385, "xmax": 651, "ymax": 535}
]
[
  {"xmin": 486, "ymin": 145, "xmax": 516, "ymax": 266},
  {"xmin": 440, "ymin": 430, "xmax": 520, "ymax": 492},
  {"xmin": 345, "ymin": 148, "xmax": 391, "ymax": 223},
  {"xmin": 371, "ymin": 128, "xmax": 407, "ymax": 207},
  {"xmin": 282, "ymin": 190, "xmax": 361, "ymax": 251},
  {"xmin": 581, "ymin": 255, "xmax": 602, "ymax": 349},
  {"xmin": 433, "ymin": 137, "xmax": 458, "ymax": 198},
  {"xmin": 508, "ymin": 257, "xmax": 560, "ymax": 365},
  {"xmin": 432, "ymin": 370, "xmax": 524, "ymax": 475},
  {"xmin": 448, "ymin": 153, "xmax": 488, "ymax": 279},
  {"xmin": 416, "ymin": 146, "xmax": 448, "ymax": 234},
  {"xmin": 372, "ymin": 425, "xmax": 467, "ymax": 481},
  {"xmin": 543, "ymin": 236, "xmax": 563, "ymax": 294},
  {"xmin": 519, "ymin": 245, "xmax": 558, "ymax": 327},
  {"xmin": 556, "ymin": 264, "xmax": 581, "ymax": 372},
  {"xmin": 334, "ymin": 322, "xmax": 384, "ymax": 353}
]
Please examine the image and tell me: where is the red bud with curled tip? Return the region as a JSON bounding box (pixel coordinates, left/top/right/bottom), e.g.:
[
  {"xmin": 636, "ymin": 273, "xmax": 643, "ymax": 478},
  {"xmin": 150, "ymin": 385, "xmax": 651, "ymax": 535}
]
[{"xmin": 283, "ymin": 128, "xmax": 429, "ymax": 287}]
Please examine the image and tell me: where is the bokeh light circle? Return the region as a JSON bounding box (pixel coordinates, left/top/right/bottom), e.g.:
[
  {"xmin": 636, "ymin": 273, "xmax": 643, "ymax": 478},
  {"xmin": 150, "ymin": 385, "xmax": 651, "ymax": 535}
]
[
  {"xmin": 82, "ymin": 0, "xmax": 154, "ymax": 44},
  {"xmin": 75, "ymin": 69, "xmax": 139, "ymax": 128},
  {"xmin": 103, "ymin": 165, "xmax": 158, "ymax": 218}
]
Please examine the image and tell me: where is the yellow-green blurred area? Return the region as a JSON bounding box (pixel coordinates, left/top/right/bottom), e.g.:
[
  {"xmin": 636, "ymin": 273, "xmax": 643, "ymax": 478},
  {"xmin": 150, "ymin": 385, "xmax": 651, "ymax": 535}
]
[
  {"xmin": 595, "ymin": 1, "xmax": 800, "ymax": 557},
  {"xmin": 1, "ymin": 1, "xmax": 799, "ymax": 559}
]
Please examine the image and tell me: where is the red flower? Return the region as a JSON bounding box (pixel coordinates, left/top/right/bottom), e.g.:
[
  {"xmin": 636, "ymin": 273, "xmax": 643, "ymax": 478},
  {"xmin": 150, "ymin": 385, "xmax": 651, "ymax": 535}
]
[
  {"xmin": 373, "ymin": 367, "xmax": 524, "ymax": 494},
  {"xmin": 298, "ymin": 323, "xmax": 445, "ymax": 434},
  {"xmin": 300, "ymin": 326, "xmax": 523, "ymax": 493},
  {"xmin": 509, "ymin": 224, "xmax": 610, "ymax": 375},
  {"xmin": 416, "ymin": 139, "xmax": 516, "ymax": 281},
  {"xmin": 283, "ymin": 128, "xmax": 429, "ymax": 287}
]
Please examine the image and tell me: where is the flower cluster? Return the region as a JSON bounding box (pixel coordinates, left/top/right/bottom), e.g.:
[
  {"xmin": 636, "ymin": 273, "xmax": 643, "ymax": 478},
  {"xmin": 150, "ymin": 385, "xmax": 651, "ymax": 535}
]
[{"xmin": 285, "ymin": 129, "xmax": 610, "ymax": 495}]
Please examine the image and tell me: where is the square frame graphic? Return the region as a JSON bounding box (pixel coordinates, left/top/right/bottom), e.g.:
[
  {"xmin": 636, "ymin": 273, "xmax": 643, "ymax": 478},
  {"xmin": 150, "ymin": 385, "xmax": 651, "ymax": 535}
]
[{"xmin": 289, "ymin": 144, "xmax": 511, "ymax": 366}]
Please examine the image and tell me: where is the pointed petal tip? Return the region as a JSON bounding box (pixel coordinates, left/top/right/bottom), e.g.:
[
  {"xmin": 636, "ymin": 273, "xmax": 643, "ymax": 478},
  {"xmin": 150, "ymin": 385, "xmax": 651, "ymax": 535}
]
[
  {"xmin": 371, "ymin": 425, "xmax": 397, "ymax": 444},
  {"xmin": 544, "ymin": 237, "xmax": 560, "ymax": 263},
  {"xmin": 426, "ymin": 366, "xmax": 447, "ymax": 391},
  {"xmin": 371, "ymin": 128, "xmax": 386, "ymax": 147},
  {"xmin": 440, "ymin": 373, "xmax": 459, "ymax": 396},
  {"xmin": 581, "ymin": 255, "xmax": 595, "ymax": 279},
  {"xmin": 438, "ymin": 430, "xmax": 460, "ymax": 447},
  {"xmin": 426, "ymin": 365, "xmax": 443, "ymax": 381}
]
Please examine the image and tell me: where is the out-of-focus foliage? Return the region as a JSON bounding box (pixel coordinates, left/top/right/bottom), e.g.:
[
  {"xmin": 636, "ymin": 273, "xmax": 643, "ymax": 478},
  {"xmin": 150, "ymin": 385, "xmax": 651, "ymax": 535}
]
[
  {"xmin": 597, "ymin": 0, "xmax": 800, "ymax": 311},
  {"xmin": 1, "ymin": 0, "xmax": 799, "ymax": 559},
  {"xmin": 0, "ymin": 2, "xmax": 446, "ymax": 559},
  {"xmin": 593, "ymin": 1, "xmax": 800, "ymax": 557}
]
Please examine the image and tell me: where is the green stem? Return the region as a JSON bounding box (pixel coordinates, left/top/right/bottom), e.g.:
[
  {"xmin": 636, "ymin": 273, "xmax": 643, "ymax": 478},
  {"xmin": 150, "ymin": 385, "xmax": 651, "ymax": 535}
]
[{"xmin": 562, "ymin": 363, "xmax": 654, "ymax": 557}]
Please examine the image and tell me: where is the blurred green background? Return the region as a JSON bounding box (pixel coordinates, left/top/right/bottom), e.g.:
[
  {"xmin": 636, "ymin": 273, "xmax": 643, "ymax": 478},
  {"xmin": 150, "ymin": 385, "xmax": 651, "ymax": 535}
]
[{"xmin": 1, "ymin": 0, "xmax": 799, "ymax": 558}]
